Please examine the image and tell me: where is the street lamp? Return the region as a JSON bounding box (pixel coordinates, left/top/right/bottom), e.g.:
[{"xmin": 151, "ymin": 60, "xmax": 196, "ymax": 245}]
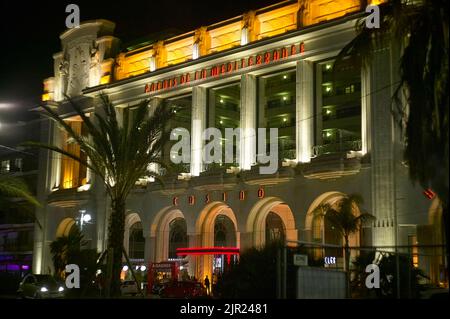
[{"xmin": 79, "ymin": 210, "xmax": 92, "ymax": 230}]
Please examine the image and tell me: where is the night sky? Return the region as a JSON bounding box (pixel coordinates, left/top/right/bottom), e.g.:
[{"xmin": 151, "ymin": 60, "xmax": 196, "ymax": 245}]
[{"xmin": 0, "ymin": 0, "xmax": 281, "ymax": 122}]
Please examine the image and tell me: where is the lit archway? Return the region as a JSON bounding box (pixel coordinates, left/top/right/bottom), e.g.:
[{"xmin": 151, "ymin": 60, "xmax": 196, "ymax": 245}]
[
  {"xmin": 246, "ymin": 197, "xmax": 297, "ymax": 248},
  {"xmin": 124, "ymin": 212, "xmax": 142, "ymax": 257},
  {"xmin": 55, "ymin": 217, "xmax": 77, "ymax": 238},
  {"xmin": 427, "ymin": 198, "xmax": 445, "ymax": 286},
  {"xmin": 195, "ymin": 201, "xmax": 239, "ymax": 283},
  {"xmin": 305, "ymin": 192, "xmax": 361, "ymax": 264},
  {"xmin": 151, "ymin": 206, "xmax": 186, "ymax": 262}
]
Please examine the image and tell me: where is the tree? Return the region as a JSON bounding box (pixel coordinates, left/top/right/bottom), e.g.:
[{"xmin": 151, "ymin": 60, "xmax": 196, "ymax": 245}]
[
  {"xmin": 351, "ymin": 251, "xmax": 428, "ymax": 299},
  {"xmin": 26, "ymin": 94, "xmax": 173, "ymax": 296},
  {"xmin": 0, "ymin": 175, "xmax": 42, "ymax": 228},
  {"xmin": 312, "ymin": 194, "xmax": 374, "ymax": 273},
  {"xmin": 337, "ymin": 0, "xmax": 449, "ymax": 271},
  {"xmin": 50, "ymin": 228, "xmax": 86, "ymax": 281}
]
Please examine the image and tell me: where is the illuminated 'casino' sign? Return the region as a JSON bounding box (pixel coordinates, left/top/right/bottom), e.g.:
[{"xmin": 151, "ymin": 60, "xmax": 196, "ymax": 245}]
[{"xmin": 144, "ymin": 42, "xmax": 305, "ymax": 93}]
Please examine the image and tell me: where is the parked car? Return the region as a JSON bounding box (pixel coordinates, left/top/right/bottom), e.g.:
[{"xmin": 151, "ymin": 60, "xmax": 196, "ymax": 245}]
[
  {"xmin": 17, "ymin": 274, "xmax": 65, "ymax": 299},
  {"xmin": 120, "ymin": 280, "xmax": 139, "ymax": 296},
  {"xmin": 160, "ymin": 281, "xmax": 207, "ymax": 299}
]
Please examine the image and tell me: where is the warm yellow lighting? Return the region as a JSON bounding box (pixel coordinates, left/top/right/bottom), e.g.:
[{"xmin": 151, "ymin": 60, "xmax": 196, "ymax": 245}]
[
  {"xmin": 283, "ymin": 96, "xmax": 288, "ymax": 101},
  {"xmin": 100, "ymin": 75, "xmax": 110, "ymax": 85},
  {"xmin": 283, "ymin": 75, "xmax": 287, "ymax": 79},
  {"xmin": 326, "ymin": 109, "xmax": 332, "ymax": 115},
  {"xmin": 326, "ymin": 86, "xmax": 332, "ymax": 93},
  {"xmin": 219, "ymin": 120, "xmax": 223, "ymax": 124},
  {"xmin": 42, "ymin": 93, "xmax": 51, "ymax": 102},
  {"xmin": 283, "ymin": 118, "xmax": 287, "ymax": 122},
  {"xmin": 326, "ymin": 64, "xmax": 332, "ymax": 70},
  {"xmin": 220, "ymin": 99, "xmax": 224, "ymax": 104}
]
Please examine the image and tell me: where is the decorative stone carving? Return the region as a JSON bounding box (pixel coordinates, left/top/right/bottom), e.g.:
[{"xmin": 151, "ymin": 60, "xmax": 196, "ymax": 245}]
[
  {"xmin": 58, "ymin": 52, "xmax": 69, "ymax": 97},
  {"xmin": 89, "ymin": 40, "xmax": 101, "ymax": 87}
]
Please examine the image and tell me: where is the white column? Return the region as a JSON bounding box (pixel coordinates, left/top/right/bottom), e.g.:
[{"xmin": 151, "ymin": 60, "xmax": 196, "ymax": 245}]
[
  {"xmin": 361, "ymin": 64, "xmax": 371, "ymax": 155},
  {"xmin": 370, "ymin": 45, "xmax": 396, "ymax": 249},
  {"xmin": 240, "ymin": 74, "xmax": 257, "ymax": 170},
  {"xmin": 296, "ymin": 60, "xmax": 314, "ymax": 163},
  {"xmin": 191, "ymin": 86, "xmax": 207, "ymax": 176}
]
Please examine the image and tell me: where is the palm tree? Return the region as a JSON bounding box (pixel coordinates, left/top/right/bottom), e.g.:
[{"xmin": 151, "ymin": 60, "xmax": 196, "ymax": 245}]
[
  {"xmin": 50, "ymin": 228, "xmax": 86, "ymax": 280},
  {"xmin": 336, "ymin": 0, "xmax": 449, "ymax": 269},
  {"xmin": 312, "ymin": 194, "xmax": 374, "ymax": 273},
  {"xmin": 26, "ymin": 94, "xmax": 173, "ymax": 296},
  {"xmin": 0, "ymin": 175, "xmax": 42, "ymax": 228}
]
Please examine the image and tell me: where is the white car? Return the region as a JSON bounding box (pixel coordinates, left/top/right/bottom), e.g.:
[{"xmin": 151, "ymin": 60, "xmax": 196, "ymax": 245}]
[
  {"xmin": 17, "ymin": 274, "xmax": 65, "ymax": 299},
  {"xmin": 120, "ymin": 280, "xmax": 139, "ymax": 296}
]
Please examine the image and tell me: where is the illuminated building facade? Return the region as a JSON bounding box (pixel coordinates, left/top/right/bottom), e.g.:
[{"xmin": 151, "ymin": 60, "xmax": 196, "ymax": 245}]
[{"xmin": 34, "ymin": 0, "xmax": 446, "ymax": 287}]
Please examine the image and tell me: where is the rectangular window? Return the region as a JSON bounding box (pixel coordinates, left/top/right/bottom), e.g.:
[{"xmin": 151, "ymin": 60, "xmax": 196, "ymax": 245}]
[
  {"xmin": 14, "ymin": 158, "xmax": 23, "ymax": 172},
  {"xmin": 60, "ymin": 117, "xmax": 88, "ymax": 189},
  {"xmin": 207, "ymin": 83, "xmax": 241, "ymax": 168},
  {"xmin": 315, "ymin": 58, "xmax": 362, "ymax": 156},
  {"xmin": 1, "ymin": 160, "xmax": 10, "ymax": 173},
  {"xmin": 164, "ymin": 94, "xmax": 192, "ymax": 174},
  {"xmin": 258, "ymin": 69, "xmax": 296, "ymax": 160}
]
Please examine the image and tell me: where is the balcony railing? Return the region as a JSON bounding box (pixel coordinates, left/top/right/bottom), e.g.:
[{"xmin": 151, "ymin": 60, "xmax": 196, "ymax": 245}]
[{"xmin": 312, "ymin": 139, "xmax": 362, "ymax": 157}]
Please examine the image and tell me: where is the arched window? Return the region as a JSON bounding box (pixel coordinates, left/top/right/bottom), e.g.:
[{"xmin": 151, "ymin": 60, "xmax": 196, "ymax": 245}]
[
  {"xmin": 214, "ymin": 215, "xmax": 236, "ymax": 247},
  {"xmin": 265, "ymin": 212, "xmax": 285, "ymax": 244},
  {"xmin": 129, "ymin": 222, "xmax": 144, "ymax": 260},
  {"xmin": 169, "ymin": 218, "xmax": 187, "ymax": 259}
]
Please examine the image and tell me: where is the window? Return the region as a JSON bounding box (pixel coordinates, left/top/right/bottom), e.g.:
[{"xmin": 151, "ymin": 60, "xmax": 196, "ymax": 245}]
[
  {"xmin": 265, "ymin": 212, "xmax": 286, "ymax": 244},
  {"xmin": 168, "ymin": 218, "xmax": 187, "ymax": 259},
  {"xmin": 14, "ymin": 158, "xmax": 23, "ymax": 172},
  {"xmin": 163, "ymin": 94, "xmax": 192, "ymax": 173},
  {"xmin": 258, "ymin": 70, "xmax": 296, "ymax": 160},
  {"xmin": 315, "ymin": 58, "xmax": 362, "ymax": 156},
  {"xmin": 208, "ymin": 83, "xmax": 241, "ymax": 167},
  {"xmin": 214, "ymin": 215, "xmax": 236, "ymax": 247},
  {"xmin": 129, "ymin": 222, "xmax": 144, "ymax": 260},
  {"xmin": 60, "ymin": 117, "xmax": 88, "ymax": 189},
  {"xmin": 1, "ymin": 160, "xmax": 10, "ymax": 173}
]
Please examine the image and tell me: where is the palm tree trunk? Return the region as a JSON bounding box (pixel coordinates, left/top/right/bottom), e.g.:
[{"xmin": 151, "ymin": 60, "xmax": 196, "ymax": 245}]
[
  {"xmin": 107, "ymin": 198, "xmax": 126, "ymax": 297},
  {"xmin": 344, "ymin": 234, "xmax": 351, "ymax": 298}
]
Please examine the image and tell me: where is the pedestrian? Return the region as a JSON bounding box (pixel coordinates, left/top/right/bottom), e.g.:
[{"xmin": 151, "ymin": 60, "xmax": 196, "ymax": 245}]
[{"xmin": 204, "ymin": 275, "xmax": 210, "ymax": 295}]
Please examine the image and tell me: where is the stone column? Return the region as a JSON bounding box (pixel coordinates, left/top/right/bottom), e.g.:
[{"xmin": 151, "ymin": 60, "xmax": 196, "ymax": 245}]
[
  {"xmin": 296, "ymin": 60, "xmax": 314, "ymax": 163},
  {"xmin": 240, "ymin": 74, "xmax": 257, "ymax": 170},
  {"xmin": 33, "ymin": 117, "xmax": 55, "ymax": 273},
  {"xmin": 369, "ymin": 44, "xmax": 397, "ymax": 249},
  {"xmin": 191, "ymin": 86, "xmax": 207, "ymax": 176}
]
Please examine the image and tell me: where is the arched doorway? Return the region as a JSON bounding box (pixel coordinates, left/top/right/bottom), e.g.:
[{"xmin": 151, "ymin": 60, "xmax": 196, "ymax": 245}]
[
  {"xmin": 247, "ymin": 197, "xmax": 297, "ymax": 248},
  {"xmin": 151, "ymin": 207, "xmax": 186, "ymax": 262},
  {"xmin": 195, "ymin": 202, "xmax": 239, "ymax": 285},
  {"xmin": 305, "ymin": 192, "xmax": 361, "ymax": 268}
]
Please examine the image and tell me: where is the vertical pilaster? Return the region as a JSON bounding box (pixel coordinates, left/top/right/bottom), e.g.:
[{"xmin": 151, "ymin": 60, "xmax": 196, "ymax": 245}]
[
  {"xmin": 240, "ymin": 74, "xmax": 257, "ymax": 170},
  {"xmin": 191, "ymin": 86, "xmax": 207, "ymax": 176},
  {"xmin": 370, "ymin": 44, "xmax": 396, "ymax": 249},
  {"xmin": 296, "ymin": 60, "xmax": 314, "ymax": 163}
]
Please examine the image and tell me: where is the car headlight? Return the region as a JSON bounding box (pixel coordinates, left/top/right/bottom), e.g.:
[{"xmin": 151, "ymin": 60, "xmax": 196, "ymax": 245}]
[
  {"xmin": 40, "ymin": 287, "xmax": 48, "ymax": 292},
  {"xmin": 58, "ymin": 286, "xmax": 64, "ymax": 292}
]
